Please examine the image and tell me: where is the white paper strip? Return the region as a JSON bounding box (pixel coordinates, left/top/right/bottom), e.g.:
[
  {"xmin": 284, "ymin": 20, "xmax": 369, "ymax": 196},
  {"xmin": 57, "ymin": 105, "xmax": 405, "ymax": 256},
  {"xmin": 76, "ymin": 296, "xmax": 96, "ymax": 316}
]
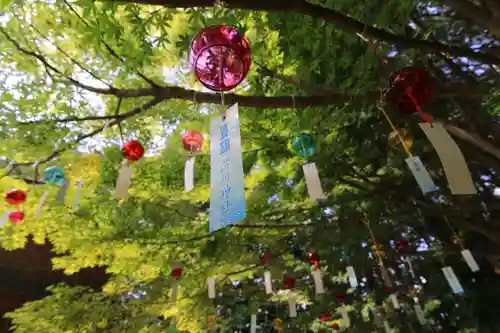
[
  {"xmin": 114, "ymin": 164, "xmax": 132, "ymax": 200},
  {"xmin": 371, "ymin": 308, "xmax": 382, "ymax": 327},
  {"xmin": 405, "ymin": 156, "xmax": 438, "ymax": 194},
  {"xmin": 414, "ymin": 304, "xmax": 426, "ymax": 324},
  {"xmin": 341, "ymin": 307, "xmax": 350, "ymax": 327},
  {"xmin": 302, "ymin": 162, "xmax": 326, "ymax": 200},
  {"xmin": 288, "ymin": 294, "xmax": 297, "ymax": 318},
  {"xmin": 419, "ymin": 122, "xmax": 476, "ymax": 195},
  {"xmin": 0, "ymin": 212, "xmax": 9, "ymax": 228},
  {"xmin": 207, "ymin": 277, "xmax": 216, "ymax": 299},
  {"xmin": 461, "ymin": 249, "xmax": 480, "ymax": 272},
  {"xmin": 35, "ymin": 190, "xmax": 49, "ymax": 219},
  {"xmin": 442, "ymin": 266, "xmax": 464, "ymax": 294},
  {"xmin": 250, "ymin": 314, "xmax": 257, "ymax": 333},
  {"xmin": 184, "ymin": 157, "xmax": 195, "ymax": 192},
  {"xmin": 390, "ymin": 294, "xmax": 400, "ymax": 309},
  {"xmin": 406, "ymin": 256, "xmax": 415, "ymax": 278},
  {"xmin": 346, "ymin": 266, "xmax": 358, "ymax": 288},
  {"xmin": 311, "ymin": 270, "xmax": 325, "ymax": 294},
  {"xmin": 73, "ymin": 181, "xmax": 83, "ymax": 210},
  {"xmin": 209, "ymin": 104, "xmax": 246, "ymax": 232},
  {"xmin": 383, "ymin": 320, "xmax": 391, "ymax": 333},
  {"xmin": 171, "ymin": 281, "xmax": 179, "ymax": 301},
  {"xmin": 264, "ymin": 270, "xmax": 273, "ymax": 294},
  {"xmin": 56, "ymin": 180, "xmax": 69, "ymax": 203}
]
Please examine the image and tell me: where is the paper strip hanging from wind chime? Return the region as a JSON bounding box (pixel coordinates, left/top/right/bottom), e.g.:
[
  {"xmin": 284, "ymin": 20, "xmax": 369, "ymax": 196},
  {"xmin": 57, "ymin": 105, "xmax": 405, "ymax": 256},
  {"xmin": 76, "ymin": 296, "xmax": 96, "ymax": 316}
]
[
  {"xmin": 290, "ymin": 133, "xmax": 325, "ymax": 200},
  {"xmin": 442, "ymin": 266, "xmax": 464, "ymax": 294},
  {"xmin": 419, "ymin": 122, "xmax": 476, "ymax": 195},
  {"xmin": 346, "ymin": 266, "xmax": 358, "ymax": 288},
  {"xmin": 283, "ymin": 274, "xmax": 297, "ymax": 318},
  {"xmin": 182, "ymin": 130, "xmax": 204, "ymax": 192},
  {"xmin": 207, "ymin": 277, "xmax": 216, "ymax": 299},
  {"xmin": 209, "ymin": 104, "xmax": 246, "ymax": 232},
  {"xmin": 307, "ymin": 250, "xmax": 325, "ymax": 294},
  {"xmin": 73, "ymin": 181, "xmax": 83, "ymax": 210},
  {"xmin": 461, "ymin": 249, "xmax": 480, "ymax": 272},
  {"xmin": 250, "ymin": 314, "xmax": 257, "ymax": 333},
  {"xmin": 260, "ymin": 252, "xmax": 273, "ymax": 294}
]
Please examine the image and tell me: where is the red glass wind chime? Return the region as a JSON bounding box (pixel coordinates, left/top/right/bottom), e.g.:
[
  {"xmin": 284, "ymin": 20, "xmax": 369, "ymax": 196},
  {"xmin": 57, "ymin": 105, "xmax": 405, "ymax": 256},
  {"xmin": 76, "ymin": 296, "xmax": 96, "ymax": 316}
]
[
  {"xmin": 4, "ymin": 189, "xmax": 26, "ymax": 224},
  {"xmin": 114, "ymin": 140, "xmax": 145, "ymax": 200}
]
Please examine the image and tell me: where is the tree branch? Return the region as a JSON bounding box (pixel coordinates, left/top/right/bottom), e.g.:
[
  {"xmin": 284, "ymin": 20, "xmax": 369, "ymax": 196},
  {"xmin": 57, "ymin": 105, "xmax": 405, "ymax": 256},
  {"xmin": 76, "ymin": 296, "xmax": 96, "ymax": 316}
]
[
  {"xmin": 12, "ymin": 12, "xmax": 113, "ymax": 88},
  {"xmin": 17, "ymin": 89, "xmax": 352, "ymax": 126},
  {"xmin": 13, "ymin": 97, "xmax": 165, "ymax": 167},
  {"xmin": 109, "ymin": 0, "xmax": 500, "ymax": 65},
  {"xmin": 0, "ymin": 27, "xmax": 117, "ymax": 96},
  {"xmin": 63, "ymin": 0, "xmax": 161, "ymax": 88}
]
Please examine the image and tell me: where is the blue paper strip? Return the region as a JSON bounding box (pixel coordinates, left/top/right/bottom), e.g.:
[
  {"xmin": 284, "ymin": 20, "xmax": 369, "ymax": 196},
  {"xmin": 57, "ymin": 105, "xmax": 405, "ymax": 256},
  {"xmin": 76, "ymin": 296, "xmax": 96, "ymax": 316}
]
[{"xmin": 209, "ymin": 104, "xmax": 246, "ymax": 232}]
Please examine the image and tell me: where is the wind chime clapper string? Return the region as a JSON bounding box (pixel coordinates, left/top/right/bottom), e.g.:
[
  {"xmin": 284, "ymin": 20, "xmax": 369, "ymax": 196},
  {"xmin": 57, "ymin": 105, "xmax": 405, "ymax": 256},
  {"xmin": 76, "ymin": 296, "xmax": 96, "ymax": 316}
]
[{"xmin": 363, "ymin": 215, "xmax": 393, "ymax": 289}]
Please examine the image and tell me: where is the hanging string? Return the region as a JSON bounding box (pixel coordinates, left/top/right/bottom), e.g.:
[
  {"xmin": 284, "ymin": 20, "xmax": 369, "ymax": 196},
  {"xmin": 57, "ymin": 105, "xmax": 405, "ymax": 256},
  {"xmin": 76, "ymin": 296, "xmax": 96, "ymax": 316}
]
[
  {"xmin": 376, "ymin": 100, "xmax": 413, "ymax": 157},
  {"xmin": 443, "ymin": 216, "xmax": 464, "ymax": 250},
  {"xmin": 29, "ymin": 160, "xmax": 40, "ymax": 193},
  {"xmin": 363, "ymin": 215, "xmax": 384, "ymax": 264},
  {"xmin": 220, "ymin": 92, "xmax": 226, "ymax": 120},
  {"xmin": 292, "ymin": 95, "xmax": 307, "ymax": 160},
  {"xmin": 356, "ymin": 33, "xmax": 432, "ymax": 124}
]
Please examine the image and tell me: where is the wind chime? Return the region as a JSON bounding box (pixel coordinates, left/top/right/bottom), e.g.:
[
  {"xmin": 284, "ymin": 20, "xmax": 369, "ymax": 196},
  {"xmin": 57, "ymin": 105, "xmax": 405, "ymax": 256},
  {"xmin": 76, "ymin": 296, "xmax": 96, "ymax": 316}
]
[
  {"xmin": 114, "ymin": 140, "xmax": 145, "ymax": 200},
  {"xmin": 3, "ymin": 188, "xmax": 26, "ymax": 224},
  {"xmin": 189, "ymin": 24, "xmax": 250, "ymax": 232},
  {"xmin": 290, "ymin": 133, "xmax": 325, "ymax": 201},
  {"xmin": 182, "ymin": 130, "xmax": 204, "ymax": 192},
  {"xmin": 36, "ymin": 166, "xmax": 66, "ymax": 219},
  {"xmin": 188, "ymin": 23, "xmax": 252, "ymax": 330}
]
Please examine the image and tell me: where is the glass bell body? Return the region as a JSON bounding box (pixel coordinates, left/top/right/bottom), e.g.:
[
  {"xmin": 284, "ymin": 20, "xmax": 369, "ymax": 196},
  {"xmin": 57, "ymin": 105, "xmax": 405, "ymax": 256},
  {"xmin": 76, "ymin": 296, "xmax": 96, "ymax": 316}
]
[
  {"xmin": 9, "ymin": 211, "xmax": 25, "ymax": 224},
  {"xmin": 385, "ymin": 67, "xmax": 434, "ymax": 115},
  {"xmin": 182, "ymin": 130, "xmax": 204, "ymax": 152},
  {"xmin": 122, "ymin": 141, "xmax": 145, "ymax": 162},
  {"xmin": 5, "ymin": 189, "xmax": 26, "ymax": 205},
  {"xmin": 43, "ymin": 166, "xmax": 65, "ymax": 185},
  {"xmin": 291, "ymin": 133, "xmax": 316, "ymax": 158},
  {"xmin": 189, "ymin": 25, "xmax": 251, "ymax": 92}
]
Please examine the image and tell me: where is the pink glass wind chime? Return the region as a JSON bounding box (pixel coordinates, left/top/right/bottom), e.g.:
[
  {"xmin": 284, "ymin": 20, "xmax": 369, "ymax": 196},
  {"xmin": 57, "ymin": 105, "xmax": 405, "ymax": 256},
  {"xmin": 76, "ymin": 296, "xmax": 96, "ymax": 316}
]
[
  {"xmin": 184, "ymin": 25, "xmax": 251, "ymax": 193},
  {"xmin": 189, "ymin": 24, "xmax": 252, "ymax": 330}
]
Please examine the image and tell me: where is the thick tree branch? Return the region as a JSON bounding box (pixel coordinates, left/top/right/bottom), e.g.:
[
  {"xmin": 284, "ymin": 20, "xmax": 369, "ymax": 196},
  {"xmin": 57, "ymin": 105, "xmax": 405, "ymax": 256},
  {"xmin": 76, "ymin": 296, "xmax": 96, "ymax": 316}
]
[
  {"xmin": 265, "ymin": 64, "xmax": 500, "ymax": 164},
  {"xmin": 17, "ymin": 89, "xmax": 352, "ymax": 126},
  {"xmin": 109, "ymin": 0, "xmax": 500, "ymax": 65}
]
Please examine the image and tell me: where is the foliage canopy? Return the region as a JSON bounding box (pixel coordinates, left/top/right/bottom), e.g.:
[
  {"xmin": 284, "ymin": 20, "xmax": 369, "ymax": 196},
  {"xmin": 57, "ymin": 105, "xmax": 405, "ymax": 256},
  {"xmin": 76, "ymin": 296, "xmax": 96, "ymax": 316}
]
[{"xmin": 1, "ymin": 0, "xmax": 500, "ymax": 332}]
